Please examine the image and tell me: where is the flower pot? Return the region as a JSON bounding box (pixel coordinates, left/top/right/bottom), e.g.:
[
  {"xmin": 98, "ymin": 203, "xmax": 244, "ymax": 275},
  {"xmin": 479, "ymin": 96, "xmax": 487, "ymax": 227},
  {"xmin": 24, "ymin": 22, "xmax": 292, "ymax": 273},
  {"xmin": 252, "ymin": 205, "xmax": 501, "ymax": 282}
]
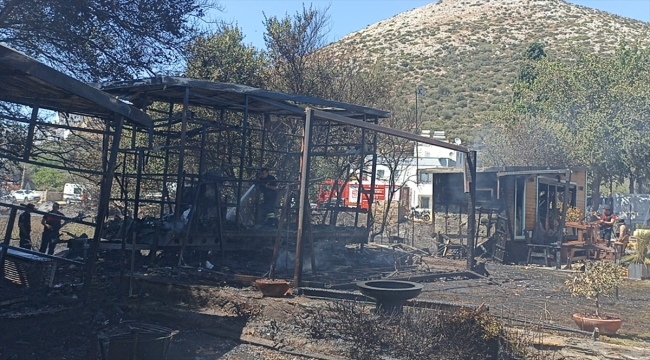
[
  {"xmin": 627, "ymin": 263, "xmax": 650, "ymax": 280},
  {"xmin": 572, "ymin": 313, "xmax": 622, "ymax": 335},
  {"xmin": 255, "ymin": 279, "xmax": 292, "ymax": 297}
]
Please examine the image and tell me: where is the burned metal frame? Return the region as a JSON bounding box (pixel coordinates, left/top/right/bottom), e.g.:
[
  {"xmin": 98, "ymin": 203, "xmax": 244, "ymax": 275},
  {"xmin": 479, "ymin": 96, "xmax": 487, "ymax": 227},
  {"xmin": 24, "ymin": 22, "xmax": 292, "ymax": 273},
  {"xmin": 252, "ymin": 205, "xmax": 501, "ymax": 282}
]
[
  {"xmin": 293, "ymin": 108, "xmax": 476, "ymax": 285},
  {"xmin": 95, "ymin": 77, "xmax": 389, "ymax": 272},
  {"xmin": 0, "ymin": 45, "xmax": 480, "ymax": 296},
  {"xmin": 0, "ymin": 45, "xmax": 152, "ymax": 300},
  {"xmin": 95, "ymin": 76, "xmax": 478, "ymax": 285}
]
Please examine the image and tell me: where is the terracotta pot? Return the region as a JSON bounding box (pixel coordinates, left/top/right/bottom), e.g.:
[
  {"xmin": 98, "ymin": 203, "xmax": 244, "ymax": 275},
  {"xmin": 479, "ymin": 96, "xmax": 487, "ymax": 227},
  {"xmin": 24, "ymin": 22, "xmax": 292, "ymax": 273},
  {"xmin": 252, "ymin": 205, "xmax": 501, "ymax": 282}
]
[
  {"xmin": 255, "ymin": 279, "xmax": 292, "ymax": 297},
  {"xmin": 572, "ymin": 313, "xmax": 622, "ymax": 335}
]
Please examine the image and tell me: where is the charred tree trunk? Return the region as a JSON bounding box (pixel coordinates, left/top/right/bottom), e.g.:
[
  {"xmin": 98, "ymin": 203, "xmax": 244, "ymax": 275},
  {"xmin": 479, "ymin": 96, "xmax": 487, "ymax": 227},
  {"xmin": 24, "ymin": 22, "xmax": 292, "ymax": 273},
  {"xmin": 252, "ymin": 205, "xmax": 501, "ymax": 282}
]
[{"xmin": 636, "ymin": 177, "xmax": 645, "ymax": 194}]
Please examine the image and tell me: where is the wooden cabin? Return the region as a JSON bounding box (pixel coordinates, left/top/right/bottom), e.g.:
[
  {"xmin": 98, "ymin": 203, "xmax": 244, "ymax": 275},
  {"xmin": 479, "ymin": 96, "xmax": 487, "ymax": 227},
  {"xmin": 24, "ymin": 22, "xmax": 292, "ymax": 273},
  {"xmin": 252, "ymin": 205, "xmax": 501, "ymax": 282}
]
[{"xmin": 425, "ymin": 166, "xmax": 589, "ymax": 262}]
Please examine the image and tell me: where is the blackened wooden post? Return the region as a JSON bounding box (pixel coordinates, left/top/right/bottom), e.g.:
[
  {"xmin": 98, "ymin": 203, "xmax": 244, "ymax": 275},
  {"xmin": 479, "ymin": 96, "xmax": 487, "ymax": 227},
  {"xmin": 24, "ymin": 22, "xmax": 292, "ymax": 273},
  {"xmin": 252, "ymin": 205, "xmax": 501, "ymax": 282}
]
[
  {"xmin": 0, "ymin": 208, "xmax": 18, "ymax": 277},
  {"xmin": 83, "ymin": 115, "xmax": 124, "ymax": 303},
  {"xmin": 294, "ymin": 109, "xmax": 313, "ymax": 287},
  {"xmin": 466, "ymin": 151, "xmax": 477, "ymax": 270}
]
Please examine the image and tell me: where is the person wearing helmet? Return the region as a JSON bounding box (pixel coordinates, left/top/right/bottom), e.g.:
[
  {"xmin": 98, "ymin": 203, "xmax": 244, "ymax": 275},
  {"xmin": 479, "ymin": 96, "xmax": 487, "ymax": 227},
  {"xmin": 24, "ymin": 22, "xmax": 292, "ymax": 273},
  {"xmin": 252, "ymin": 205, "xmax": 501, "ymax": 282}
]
[{"xmin": 597, "ymin": 205, "xmax": 617, "ymax": 246}]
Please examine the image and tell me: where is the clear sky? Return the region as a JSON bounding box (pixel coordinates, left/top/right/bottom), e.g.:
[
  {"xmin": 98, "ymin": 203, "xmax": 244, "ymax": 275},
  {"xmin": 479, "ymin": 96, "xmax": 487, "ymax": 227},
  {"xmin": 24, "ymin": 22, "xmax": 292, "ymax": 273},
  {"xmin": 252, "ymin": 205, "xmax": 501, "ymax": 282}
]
[{"xmin": 212, "ymin": 0, "xmax": 650, "ymax": 49}]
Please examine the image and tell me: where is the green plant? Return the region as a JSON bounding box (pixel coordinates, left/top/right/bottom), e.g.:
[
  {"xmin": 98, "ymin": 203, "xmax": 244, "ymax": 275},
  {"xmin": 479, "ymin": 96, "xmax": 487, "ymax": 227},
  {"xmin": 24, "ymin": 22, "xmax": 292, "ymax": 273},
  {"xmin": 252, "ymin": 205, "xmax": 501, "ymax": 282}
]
[
  {"xmin": 565, "ymin": 261, "xmax": 626, "ymax": 317},
  {"xmin": 622, "ymin": 229, "xmax": 650, "ymax": 265}
]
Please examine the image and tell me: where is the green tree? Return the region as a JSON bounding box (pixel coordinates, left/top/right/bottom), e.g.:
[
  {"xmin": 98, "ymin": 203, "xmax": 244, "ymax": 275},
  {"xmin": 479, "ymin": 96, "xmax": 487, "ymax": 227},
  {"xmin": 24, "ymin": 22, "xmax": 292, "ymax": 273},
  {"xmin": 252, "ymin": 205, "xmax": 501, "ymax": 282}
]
[
  {"xmin": 482, "ymin": 42, "xmax": 650, "ymax": 204},
  {"xmin": 186, "ymin": 23, "xmax": 267, "ymax": 86},
  {"xmin": 29, "ymin": 166, "xmax": 66, "ymax": 191},
  {"xmin": 0, "ymin": 0, "xmax": 218, "ymax": 81}
]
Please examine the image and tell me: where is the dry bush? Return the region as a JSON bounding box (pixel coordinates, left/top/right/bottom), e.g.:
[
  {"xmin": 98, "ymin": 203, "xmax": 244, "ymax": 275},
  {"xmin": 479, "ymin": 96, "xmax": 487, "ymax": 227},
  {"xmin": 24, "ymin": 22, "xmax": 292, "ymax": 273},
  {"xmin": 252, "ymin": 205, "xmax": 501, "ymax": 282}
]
[{"xmin": 298, "ymin": 301, "xmax": 559, "ymax": 360}]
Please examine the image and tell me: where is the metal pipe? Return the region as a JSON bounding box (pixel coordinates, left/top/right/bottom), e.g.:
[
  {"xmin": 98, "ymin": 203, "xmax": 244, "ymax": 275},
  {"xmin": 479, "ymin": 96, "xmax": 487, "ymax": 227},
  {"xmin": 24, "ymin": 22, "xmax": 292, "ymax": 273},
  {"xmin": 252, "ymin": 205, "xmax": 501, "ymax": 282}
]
[
  {"xmin": 235, "ymin": 97, "xmax": 249, "ymax": 226},
  {"xmin": 366, "ymin": 116, "xmax": 379, "ymax": 240},
  {"xmin": 466, "ymin": 151, "xmax": 477, "ymax": 270},
  {"xmin": 0, "ymin": 202, "xmax": 95, "ymax": 227},
  {"xmin": 558, "ymin": 169, "xmax": 572, "ymax": 256},
  {"xmin": 129, "ymin": 149, "xmax": 144, "ymax": 296},
  {"xmin": 294, "ymin": 109, "xmax": 313, "ymax": 286},
  {"xmin": 354, "ymin": 127, "xmax": 366, "ymax": 227},
  {"xmin": 174, "ymin": 88, "xmax": 190, "ymax": 220},
  {"xmin": 0, "ymin": 208, "xmax": 18, "ymax": 277},
  {"xmin": 310, "ymin": 109, "xmax": 469, "ymax": 153},
  {"xmin": 177, "ymin": 125, "xmax": 208, "ymax": 267},
  {"xmin": 0, "ymin": 155, "xmax": 106, "ymax": 176},
  {"xmin": 82, "ymin": 115, "xmax": 124, "ymax": 303}
]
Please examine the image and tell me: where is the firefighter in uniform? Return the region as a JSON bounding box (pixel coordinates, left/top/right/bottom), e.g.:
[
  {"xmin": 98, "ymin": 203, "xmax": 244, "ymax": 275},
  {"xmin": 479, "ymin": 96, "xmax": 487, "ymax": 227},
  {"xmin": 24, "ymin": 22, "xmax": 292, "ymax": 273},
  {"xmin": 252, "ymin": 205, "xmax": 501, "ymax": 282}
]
[
  {"xmin": 40, "ymin": 202, "xmax": 64, "ymax": 255},
  {"xmin": 257, "ymin": 168, "xmax": 278, "ymax": 227}
]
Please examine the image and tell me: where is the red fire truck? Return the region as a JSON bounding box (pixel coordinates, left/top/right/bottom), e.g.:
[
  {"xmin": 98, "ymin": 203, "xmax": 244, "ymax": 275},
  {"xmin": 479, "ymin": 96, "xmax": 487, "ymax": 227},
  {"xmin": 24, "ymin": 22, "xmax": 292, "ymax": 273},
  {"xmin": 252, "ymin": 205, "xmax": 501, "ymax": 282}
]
[{"xmin": 317, "ymin": 180, "xmax": 403, "ymax": 210}]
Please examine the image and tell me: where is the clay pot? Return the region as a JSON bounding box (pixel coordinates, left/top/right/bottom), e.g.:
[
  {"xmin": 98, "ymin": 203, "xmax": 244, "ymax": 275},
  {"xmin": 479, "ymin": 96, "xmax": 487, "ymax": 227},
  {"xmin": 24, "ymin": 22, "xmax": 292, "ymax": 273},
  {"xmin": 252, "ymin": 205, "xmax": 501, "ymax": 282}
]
[
  {"xmin": 572, "ymin": 313, "xmax": 622, "ymax": 335},
  {"xmin": 255, "ymin": 279, "xmax": 292, "ymax": 297}
]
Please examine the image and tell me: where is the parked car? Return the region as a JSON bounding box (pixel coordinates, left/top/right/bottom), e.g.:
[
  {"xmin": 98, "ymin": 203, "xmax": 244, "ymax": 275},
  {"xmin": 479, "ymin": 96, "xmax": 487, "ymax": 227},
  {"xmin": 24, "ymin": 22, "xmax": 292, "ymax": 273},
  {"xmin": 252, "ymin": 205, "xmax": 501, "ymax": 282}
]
[{"xmin": 11, "ymin": 189, "xmax": 41, "ymax": 202}]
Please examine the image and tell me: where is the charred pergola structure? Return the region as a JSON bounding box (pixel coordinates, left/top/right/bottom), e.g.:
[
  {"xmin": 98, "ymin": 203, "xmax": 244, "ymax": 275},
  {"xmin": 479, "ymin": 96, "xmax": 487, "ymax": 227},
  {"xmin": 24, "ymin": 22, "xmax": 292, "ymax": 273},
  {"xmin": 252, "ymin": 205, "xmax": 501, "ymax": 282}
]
[
  {"xmin": 0, "ymin": 44, "xmax": 478, "ymax": 293},
  {"xmin": 98, "ymin": 76, "xmax": 477, "ymax": 284}
]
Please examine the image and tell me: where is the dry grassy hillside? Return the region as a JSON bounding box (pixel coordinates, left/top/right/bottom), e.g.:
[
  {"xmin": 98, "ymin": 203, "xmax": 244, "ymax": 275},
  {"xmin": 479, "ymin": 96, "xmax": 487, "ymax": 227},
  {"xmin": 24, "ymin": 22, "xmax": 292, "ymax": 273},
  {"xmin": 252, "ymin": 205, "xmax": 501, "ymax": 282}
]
[{"xmin": 323, "ymin": 0, "xmax": 650, "ymax": 140}]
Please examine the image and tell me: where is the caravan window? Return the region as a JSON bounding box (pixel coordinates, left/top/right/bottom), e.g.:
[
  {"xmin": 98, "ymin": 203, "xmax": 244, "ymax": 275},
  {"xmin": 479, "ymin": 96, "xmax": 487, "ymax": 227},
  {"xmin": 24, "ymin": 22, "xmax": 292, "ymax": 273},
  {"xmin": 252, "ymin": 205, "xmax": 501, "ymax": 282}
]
[
  {"xmin": 419, "ymin": 196, "xmax": 430, "ymax": 209},
  {"xmin": 74, "ymin": 187, "xmax": 82, "ymax": 194}
]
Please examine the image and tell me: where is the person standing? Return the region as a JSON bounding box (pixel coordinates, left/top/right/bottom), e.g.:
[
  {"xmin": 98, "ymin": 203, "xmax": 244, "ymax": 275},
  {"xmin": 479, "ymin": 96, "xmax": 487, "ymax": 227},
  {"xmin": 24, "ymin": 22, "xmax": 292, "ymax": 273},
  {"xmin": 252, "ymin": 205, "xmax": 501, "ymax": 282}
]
[
  {"xmin": 40, "ymin": 202, "xmax": 64, "ymax": 255},
  {"xmin": 257, "ymin": 168, "xmax": 278, "ymax": 227},
  {"xmin": 597, "ymin": 205, "xmax": 617, "ymax": 247},
  {"xmin": 18, "ymin": 203, "xmax": 35, "ymax": 250}
]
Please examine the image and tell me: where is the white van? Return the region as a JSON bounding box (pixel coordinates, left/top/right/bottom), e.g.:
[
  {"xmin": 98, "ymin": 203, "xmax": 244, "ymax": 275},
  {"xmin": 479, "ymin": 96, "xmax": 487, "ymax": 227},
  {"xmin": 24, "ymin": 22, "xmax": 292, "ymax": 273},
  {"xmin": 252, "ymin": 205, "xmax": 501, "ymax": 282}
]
[{"xmin": 63, "ymin": 183, "xmax": 86, "ymax": 204}]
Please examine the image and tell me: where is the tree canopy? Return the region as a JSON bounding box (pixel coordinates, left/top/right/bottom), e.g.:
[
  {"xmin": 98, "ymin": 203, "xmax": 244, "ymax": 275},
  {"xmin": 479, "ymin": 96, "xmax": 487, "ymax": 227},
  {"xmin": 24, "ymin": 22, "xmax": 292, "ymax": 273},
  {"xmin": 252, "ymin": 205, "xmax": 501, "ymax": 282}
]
[
  {"xmin": 0, "ymin": 0, "xmax": 217, "ymax": 81},
  {"xmin": 481, "ymin": 42, "xmax": 650, "ymax": 201}
]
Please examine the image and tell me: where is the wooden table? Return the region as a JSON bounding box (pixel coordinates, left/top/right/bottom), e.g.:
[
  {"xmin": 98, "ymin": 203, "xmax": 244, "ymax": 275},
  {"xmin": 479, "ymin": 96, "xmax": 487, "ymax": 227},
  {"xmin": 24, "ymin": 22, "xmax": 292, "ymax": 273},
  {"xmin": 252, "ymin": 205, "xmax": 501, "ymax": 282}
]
[{"xmin": 561, "ymin": 240, "xmax": 615, "ymax": 266}]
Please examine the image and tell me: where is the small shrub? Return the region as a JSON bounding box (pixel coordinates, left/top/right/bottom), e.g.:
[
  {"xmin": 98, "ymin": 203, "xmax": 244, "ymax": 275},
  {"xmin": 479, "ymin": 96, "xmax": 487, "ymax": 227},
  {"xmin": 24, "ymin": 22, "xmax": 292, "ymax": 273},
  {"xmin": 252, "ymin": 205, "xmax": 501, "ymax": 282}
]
[
  {"xmin": 298, "ymin": 301, "xmax": 551, "ymax": 360},
  {"xmin": 565, "ymin": 261, "xmax": 626, "ymax": 317}
]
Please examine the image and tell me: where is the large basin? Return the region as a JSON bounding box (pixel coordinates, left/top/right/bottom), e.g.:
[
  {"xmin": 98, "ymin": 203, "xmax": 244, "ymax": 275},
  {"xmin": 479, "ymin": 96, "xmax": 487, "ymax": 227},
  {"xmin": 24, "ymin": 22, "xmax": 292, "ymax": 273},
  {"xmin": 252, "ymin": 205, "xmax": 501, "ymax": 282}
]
[{"xmin": 356, "ymin": 280, "xmax": 423, "ymax": 314}]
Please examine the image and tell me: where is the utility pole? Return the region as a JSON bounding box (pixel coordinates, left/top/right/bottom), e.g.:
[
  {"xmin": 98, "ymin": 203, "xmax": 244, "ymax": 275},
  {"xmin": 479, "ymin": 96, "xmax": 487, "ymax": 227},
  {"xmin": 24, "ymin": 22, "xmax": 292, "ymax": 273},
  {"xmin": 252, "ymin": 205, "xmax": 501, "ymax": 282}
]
[{"xmin": 413, "ymin": 86, "xmax": 425, "ymax": 246}]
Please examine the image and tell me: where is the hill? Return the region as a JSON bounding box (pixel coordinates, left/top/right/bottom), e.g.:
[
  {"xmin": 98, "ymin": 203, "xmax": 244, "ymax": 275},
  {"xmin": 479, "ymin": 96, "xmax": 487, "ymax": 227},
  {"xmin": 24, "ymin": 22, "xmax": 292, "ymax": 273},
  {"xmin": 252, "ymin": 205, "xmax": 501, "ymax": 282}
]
[{"xmin": 323, "ymin": 0, "xmax": 650, "ymax": 141}]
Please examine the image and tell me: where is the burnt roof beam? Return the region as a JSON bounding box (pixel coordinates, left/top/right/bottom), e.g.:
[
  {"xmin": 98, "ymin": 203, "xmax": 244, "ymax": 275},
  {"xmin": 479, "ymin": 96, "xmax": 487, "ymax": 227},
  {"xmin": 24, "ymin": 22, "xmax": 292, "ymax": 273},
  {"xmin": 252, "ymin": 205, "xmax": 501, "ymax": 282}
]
[{"xmin": 309, "ymin": 108, "xmax": 469, "ymax": 153}]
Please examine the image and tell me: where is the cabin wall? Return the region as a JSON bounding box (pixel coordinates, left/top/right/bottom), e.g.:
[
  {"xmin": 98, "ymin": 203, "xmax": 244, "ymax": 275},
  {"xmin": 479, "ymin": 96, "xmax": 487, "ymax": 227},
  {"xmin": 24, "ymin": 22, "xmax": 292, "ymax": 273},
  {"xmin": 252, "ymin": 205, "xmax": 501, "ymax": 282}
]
[{"xmin": 572, "ymin": 171, "xmax": 587, "ymax": 212}]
